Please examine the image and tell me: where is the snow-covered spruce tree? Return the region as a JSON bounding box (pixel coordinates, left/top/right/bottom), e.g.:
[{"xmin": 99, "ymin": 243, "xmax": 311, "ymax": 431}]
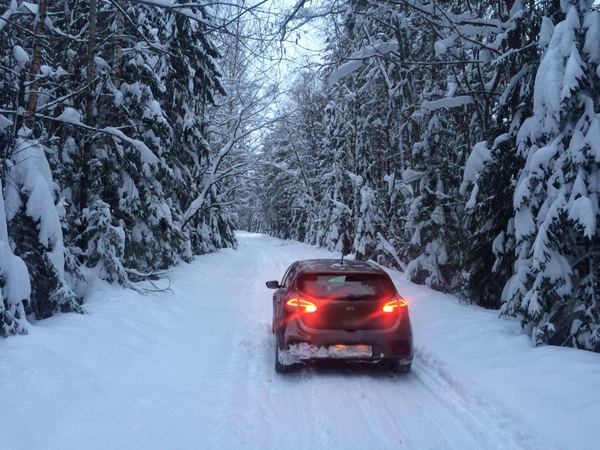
[
  {"xmin": 501, "ymin": 2, "xmax": 600, "ymax": 350},
  {"xmin": 81, "ymin": 199, "xmax": 129, "ymax": 285},
  {"xmin": 5, "ymin": 133, "xmax": 84, "ymax": 318},
  {"xmin": 353, "ymin": 185, "xmax": 380, "ymax": 260},
  {"xmin": 314, "ymin": 5, "xmax": 395, "ymax": 258},
  {"xmin": 404, "ymin": 108, "xmax": 467, "ymax": 292},
  {"xmin": 288, "ymin": 76, "xmax": 327, "ymax": 244},
  {"xmin": 1, "ymin": 3, "xmax": 30, "ymax": 333},
  {"xmin": 318, "ymin": 96, "xmax": 356, "ymax": 255},
  {"xmin": 335, "ymin": 11, "xmax": 399, "ymax": 263},
  {"xmin": 39, "ymin": 0, "xmax": 172, "ymax": 284},
  {"xmin": 163, "ymin": 1, "xmax": 236, "ymax": 255},
  {"xmin": 0, "ymin": 0, "xmax": 83, "ymax": 318},
  {"xmin": 459, "ymin": 0, "xmax": 544, "ymax": 308},
  {"xmin": 0, "ymin": 177, "xmax": 30, "ymax": 336},
  {"xmin": 83, "ymin": 2, "xmax": 187, "ymax": 278}
]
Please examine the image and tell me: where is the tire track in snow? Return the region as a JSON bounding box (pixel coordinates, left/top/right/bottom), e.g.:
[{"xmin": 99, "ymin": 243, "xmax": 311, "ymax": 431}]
[
  {"xmin": 206, "ymin": 239, "xmax": 282, "ymax": 450},
  {"xmin": 346, "ymin": 368, "xmax": 406, "ymax": 448},
  {"xmin": 204, "ymin": 246, "xmax": 260, "ymax": 450},
  {"xmin": 411, "ymin": 348, "xmax": 555, "ymax": 450},
  {"xmin": 294, "ymin": 365, "xmax": 342, "ymax": 449}
]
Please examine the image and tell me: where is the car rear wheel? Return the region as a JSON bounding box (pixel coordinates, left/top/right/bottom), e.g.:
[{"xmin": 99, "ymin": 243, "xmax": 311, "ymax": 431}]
[
  {"xmin": 385, "ymin": 359, "xmax": 411, "ymax": 373},
  {"xmin": 274, "ymin": 333, "xmax": 298, "ymax": 373}
]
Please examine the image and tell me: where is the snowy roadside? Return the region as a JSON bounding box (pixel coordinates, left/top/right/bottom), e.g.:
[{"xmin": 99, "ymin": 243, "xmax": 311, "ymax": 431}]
[
  {"xmin": 0, "ymin": 232, "xmax": 598, "ymax": 449},
  {"xmin": 389, "ymin": 270, "xmax": 600, "ymax": 449}
]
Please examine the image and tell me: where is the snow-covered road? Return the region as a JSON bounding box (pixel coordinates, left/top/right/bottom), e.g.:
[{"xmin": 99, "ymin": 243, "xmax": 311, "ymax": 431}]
[{"xmin": 2, "ymin": 232, "xmax": 599, "ymax": 449}]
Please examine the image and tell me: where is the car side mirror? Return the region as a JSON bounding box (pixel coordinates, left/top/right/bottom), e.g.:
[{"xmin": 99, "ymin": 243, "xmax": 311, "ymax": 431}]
[{"xmin": 266, "ymin": 280, "xmax": 281, "ymax": 289}]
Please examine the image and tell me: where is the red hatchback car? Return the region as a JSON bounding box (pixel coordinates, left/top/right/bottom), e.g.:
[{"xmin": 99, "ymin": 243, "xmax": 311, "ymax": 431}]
[{"xmin": 266, "ymin": 259, "xmax": 413, "ymax": 373}]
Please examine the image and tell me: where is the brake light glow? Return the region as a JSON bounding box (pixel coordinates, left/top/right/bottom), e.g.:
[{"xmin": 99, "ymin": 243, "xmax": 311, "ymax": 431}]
[
  {"xmin": 286, "ymin": 298, "xmax": 317, "ymax": 313},
  {"xmin": 382, "ymin": 298, "xmax": 407, "ymax": 313}
]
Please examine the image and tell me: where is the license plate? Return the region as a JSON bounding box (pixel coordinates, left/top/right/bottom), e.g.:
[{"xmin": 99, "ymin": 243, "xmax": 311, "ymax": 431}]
[{"xmin": 328, "ymin": 344, "xmax": 372, "ymax": 358}]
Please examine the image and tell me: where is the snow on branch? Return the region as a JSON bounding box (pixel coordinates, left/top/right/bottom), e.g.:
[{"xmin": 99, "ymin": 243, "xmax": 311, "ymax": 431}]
[
  {"xmin": 568, "ymin": 196, "xmax": 597, "ymax": 239},
  {"xmin": 421, "ymin": 95, "xmax": 474, "ymax": 111},
  {"xmin": 279, "ymin": 0, "xmax": 307, "ymax": 39},
  {"xmin": 328, "ymin": 60, "xmax": 363, "ymax": 86},
  {"xmin": 0, "ymin": 0, "xmax": 17, "ymax": 33},
  {"xmin": 102, "ymin": 127, "xmax": 159, "ymax": 164},
  {"xmin": 5, "ymin": 137, "xmax": 68, "ymax": 280},
  {"xmin": 49, "ymin": 108, "xmax": 159, "ymax": 164},
  {"xmin": 328, "ymin": 41, "xmax": 398, "ymax": 86},
  {"xmin": 460, "ymin": 141, "xmax": 492, "ymax": 210},
  {"xmin": 128, "ymin": 0, "xmax": 208, "ymax": 22},
  {"xmin": 461, "ymin": 140, "xmax": 491, "ymax": 193},
  {"xmin": 0, "ymin": 114, "xmax": 12, "ymax": 130},
  {"xmin": 376, "ymin": 233, "xmax": 407, "ymax": 271}
]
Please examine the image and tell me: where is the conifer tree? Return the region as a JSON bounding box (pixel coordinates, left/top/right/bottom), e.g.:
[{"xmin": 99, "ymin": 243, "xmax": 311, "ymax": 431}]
[{"xmin": 502, "ymin": 2, "xmax": 600, "ymax": 350}]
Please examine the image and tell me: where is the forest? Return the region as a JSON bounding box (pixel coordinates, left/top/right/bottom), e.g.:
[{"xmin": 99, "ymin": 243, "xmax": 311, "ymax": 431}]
[{"xmin": 1, "ymin": 0, "xmax": 599, "ymax": 353}]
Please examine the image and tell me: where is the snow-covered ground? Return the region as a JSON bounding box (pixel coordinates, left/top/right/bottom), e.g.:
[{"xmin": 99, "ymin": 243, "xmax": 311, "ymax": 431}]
[{"xmin": 1, "ymin": 232, "xmax": 599, "ymax": 449}]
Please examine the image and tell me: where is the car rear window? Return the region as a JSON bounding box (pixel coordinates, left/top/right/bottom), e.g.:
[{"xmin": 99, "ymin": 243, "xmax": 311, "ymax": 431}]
[{"xmin": 297, "ymin": 273, "xmax": 395, "ymax": 300}]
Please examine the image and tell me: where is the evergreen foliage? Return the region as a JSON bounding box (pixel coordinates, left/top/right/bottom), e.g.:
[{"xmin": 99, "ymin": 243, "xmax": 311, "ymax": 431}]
[{"xmin": 0, "ymin": 0, "xmax": 243, "ymax": 334}]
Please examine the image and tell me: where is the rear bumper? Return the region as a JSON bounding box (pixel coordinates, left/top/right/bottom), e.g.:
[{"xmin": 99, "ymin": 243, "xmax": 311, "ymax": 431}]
[{"xmin": 283, "ymin": 315, "xmax": 413, "ymax": 362}]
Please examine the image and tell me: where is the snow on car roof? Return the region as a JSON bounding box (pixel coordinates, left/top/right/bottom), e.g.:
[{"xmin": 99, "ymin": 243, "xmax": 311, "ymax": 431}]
[{"xmin": 295, "ymin": 259, "xmax": 385, "ymax": 274}]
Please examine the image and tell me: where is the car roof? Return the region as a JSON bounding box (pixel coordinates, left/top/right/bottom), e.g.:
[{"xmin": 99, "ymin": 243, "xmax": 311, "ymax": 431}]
[{"xmin": 294, "ymin": 259, "xmax": 386, "ymax": 275}]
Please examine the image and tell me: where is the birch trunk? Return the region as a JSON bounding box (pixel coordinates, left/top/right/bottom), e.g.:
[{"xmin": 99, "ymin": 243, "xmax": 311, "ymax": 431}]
[{"xmin": 25, "ymin": 0, "xmax": 47, "ymax": 126}]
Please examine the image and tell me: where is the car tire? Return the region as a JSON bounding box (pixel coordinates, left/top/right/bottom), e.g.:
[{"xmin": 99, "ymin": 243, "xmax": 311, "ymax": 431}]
[
  {"xmin": 274, "ymin": 334, "xmax": 297, "ymax": 373},
  {"xmin": 385, "ymin": 359, "xmax": 411, "ymax": 373}
]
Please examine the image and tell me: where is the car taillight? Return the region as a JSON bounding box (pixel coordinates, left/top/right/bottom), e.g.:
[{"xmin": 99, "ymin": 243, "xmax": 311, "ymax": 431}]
[
  {"xmin": 382, "ymin": 298, "xmax": 407, "ymax": 313},
  {"xmin": 286, "ymin": 297, "xmax": 318, "ymax": 313}
]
